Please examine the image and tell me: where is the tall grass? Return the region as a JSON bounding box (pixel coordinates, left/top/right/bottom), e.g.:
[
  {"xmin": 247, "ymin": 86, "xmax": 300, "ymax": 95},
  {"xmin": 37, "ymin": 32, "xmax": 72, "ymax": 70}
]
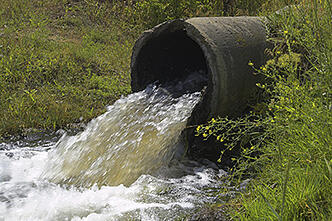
[
  {"xmin": 196, "ymin": 0, "xmax": 331, "ymax": 219},
  {"xmin": 1, "ymin": 0, "xmax": 329, "ymax": 219},
  {"xmin": 3, "ymin": 0, "xmax": 268, "ymax": 137},
  {"xmin": 0, "ymin": 0, "xmax": 137, "ymax": 136},
  {"xmin": 1, "ymin": 0, "xmax": 255, "ymax": 137}
]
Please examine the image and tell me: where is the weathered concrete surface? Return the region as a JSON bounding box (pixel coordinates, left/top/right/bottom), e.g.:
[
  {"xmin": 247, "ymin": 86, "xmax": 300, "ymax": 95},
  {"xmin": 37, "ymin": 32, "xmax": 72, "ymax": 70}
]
[{"xmin": 131, "ymin": 17, "xmax": 267, "ymax": 125}]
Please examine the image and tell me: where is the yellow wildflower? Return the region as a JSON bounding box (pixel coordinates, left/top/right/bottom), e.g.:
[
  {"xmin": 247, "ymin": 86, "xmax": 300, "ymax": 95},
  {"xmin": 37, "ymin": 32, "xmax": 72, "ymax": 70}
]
[{"xmin": 217, "ymin": 136, "xmax": 224, "ymax": 142}]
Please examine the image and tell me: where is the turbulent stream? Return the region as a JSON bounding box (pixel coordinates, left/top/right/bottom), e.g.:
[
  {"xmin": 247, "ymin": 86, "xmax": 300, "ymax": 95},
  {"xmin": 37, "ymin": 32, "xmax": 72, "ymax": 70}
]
[{"xmin": 0, "ymin": 77, "xmax": 227, "ymax": 220}]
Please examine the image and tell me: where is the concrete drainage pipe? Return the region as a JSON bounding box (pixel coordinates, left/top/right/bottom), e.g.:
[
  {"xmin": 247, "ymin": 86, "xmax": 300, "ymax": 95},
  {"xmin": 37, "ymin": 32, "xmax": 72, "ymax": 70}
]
[{"xmin": 131, "ymin": 17, "xmax": 267, "ymax": 125}]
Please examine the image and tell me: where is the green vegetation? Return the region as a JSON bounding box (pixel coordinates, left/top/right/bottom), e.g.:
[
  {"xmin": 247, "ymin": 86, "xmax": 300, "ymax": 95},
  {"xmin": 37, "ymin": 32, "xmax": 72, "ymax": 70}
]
[
  {"xmin": 197, "ymin": 0, "xmax": 331, "ymax": 220},
  {"xmin": 0, "ymin": 0, "xmax": 137, "ymax": 136},
  {"xmin": 1, "ymin": 0, "xmax": 331, "ymax": 219},
  {"xmin": 0, "ymin": 0, "xmax": 273, "ymax": 137}
]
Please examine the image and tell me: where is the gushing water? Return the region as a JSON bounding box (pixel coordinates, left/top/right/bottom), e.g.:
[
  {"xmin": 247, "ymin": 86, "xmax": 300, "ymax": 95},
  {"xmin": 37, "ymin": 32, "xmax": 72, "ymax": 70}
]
[
  {"xmin": 0, "ymin": 78, "xmax": 225, "ymax": 220},
  {"xmin": 41, "ymin": 84, "xmax": 202, "ymax": 187}
]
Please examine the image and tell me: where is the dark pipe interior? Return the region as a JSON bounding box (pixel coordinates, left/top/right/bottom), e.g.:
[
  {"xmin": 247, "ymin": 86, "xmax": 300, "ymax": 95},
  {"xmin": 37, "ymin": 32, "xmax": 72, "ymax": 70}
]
[{"xmin": 135, "ymin": 30, "xmax": 209, "ymax": 91}]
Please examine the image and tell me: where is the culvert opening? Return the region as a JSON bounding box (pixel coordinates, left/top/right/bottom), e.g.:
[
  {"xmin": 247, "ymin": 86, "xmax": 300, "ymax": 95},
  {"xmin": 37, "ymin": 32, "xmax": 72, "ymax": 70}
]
[
  {"xmin": 130, "ymin": 17, "xmax": 268, "ymax": 162},
  {"xmin": 132, "ymin": 29, "xmax": 209, "ymax": 95}
]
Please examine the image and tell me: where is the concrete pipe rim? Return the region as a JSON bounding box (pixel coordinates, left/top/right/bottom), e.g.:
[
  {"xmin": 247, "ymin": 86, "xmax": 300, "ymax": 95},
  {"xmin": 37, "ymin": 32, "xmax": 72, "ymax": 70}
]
[{"xmin": 130, "ymin": 19, "xmax": 218, "ymax": 125}]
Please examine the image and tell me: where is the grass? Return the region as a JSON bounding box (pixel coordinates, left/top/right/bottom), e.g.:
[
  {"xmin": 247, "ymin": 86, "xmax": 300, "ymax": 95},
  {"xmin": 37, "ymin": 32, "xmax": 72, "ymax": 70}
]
[
  {"xmin": 1, "ymin": 0, "xmax": 330, "ymax": 219},
  {"xmin": 0, "ymin": 0, "xmax": 138, "ymax": 136},
  {"xmin": 0, "ymin": 0, "xmax": 289, "ymax": 137},
  {"xmin": 0, "ymin": 0, "xmax": 244, "ymax": 137},
  {"xmin": 196, "ymin": 0, "xmax": 331, "ymax": 219}
]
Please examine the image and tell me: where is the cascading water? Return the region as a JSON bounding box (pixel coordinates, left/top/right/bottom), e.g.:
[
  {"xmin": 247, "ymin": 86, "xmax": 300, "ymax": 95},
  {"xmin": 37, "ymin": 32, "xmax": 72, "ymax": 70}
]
[
  {"xmin": 41, "ymin": 83, "xmax": 202, "ymax": 187},
  {"xmin": 0, "ymin": 74, "xmax": 226, "ymax": 220}
]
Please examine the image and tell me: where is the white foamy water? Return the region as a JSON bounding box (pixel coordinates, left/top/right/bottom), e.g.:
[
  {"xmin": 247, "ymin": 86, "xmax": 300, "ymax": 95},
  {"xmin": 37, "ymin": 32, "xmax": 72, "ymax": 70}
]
[
  {"xmin": 0, "ymin": 140, "xmax": 224, "ymax": 220},
  {"xmin": 0, "ymin": 84, "xmax": 225, "ymax": 220},
  {"xmin": 41, "ymin": 85, "xmax": 203, "ymax": 187}
]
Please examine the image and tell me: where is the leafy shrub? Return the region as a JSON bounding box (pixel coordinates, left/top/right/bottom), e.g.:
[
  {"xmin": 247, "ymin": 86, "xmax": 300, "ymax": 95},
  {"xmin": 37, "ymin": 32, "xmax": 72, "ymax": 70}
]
[
  {"xmin": 196, "ymin": 1, "xmax": 332, "ymax": 219},
  {"xmin": 134, "ymin": 0, "xmax": 223, "ymax": 28}
]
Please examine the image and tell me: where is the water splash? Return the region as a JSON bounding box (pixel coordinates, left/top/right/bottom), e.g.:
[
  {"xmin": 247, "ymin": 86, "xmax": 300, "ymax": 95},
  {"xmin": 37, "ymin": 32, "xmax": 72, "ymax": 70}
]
[
  {"xmin": 0, "ymin": 80, "xmax": 227, "ymax": 220},
  {"xmin": 41, "ymin": 85, "xmax": 202, "ymax": 187},
  {"xmin": 0, "ymin": 145, "xmax": 223, "ymax": 221}
]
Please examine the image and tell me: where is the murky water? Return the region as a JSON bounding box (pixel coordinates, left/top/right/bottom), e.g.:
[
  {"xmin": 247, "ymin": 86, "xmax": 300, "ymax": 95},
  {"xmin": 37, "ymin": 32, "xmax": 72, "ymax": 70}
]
[{"xmin": 0, "ymin": 80, "xmax": 226, "ymax": 220}]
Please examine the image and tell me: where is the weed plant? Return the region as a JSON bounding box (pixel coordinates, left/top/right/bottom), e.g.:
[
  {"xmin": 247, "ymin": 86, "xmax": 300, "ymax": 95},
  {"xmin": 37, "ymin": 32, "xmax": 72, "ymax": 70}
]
[
  {"xmin": 196, "ymin": 0, "xmax": 331, "ymax": 219},
  {"xmin": 0, "ymin": 0, "xmax": 137, "ymax": 136},
  {"xmin": 0, "ymin": 0, "xmax": 264, "ymax": 137},
  {"xmin": 1, "ymin": 0, "xmax": 330, "ymax": 219},
  {"xmin": 0, "ymin": 0, "xmax": 292, "ymax": 137}
]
